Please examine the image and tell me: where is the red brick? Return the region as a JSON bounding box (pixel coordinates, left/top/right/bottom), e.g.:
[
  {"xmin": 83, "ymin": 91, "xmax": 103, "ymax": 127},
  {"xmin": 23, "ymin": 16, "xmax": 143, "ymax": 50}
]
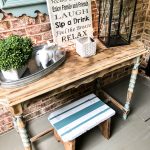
[
  {"xmin": 11, "ymin": 19, "xmax": 26, "ymax": 29},
  {"xmin": 40, "ymin": 14, "xmax": 50, "ymax": 23},
  {"xmin": 3, "ymin": 13, "xmax": 14, "ymax": 21},
  {"xmin": 41, "ymin": 24, "xmax": 51, "ymax": 32},
  {"xmin": 34, "ymin": 40, "xmax": 49, "ymax": 46},
  {"xmin": 20, "ymin": 15, "xmax": 36, "ymax": 26},
  {"xmin": 0, "ymin": 31, "xmax": 13, "ymax": 39},
  {"xmin": 12, "ymin": 29, "xmax": 26, "ymax": 36},
  {"xmin": 35, "ymin": 16, "xmax": 41, "ymax": 24},
  {"xmin": 42, "ymin": 31, "xmax": 53, "ymax": 40},
  {"xmin": 29, "ymin": 35, "xmax": 42, "ymax": 44},
  {"xmin": 25, "ymin": 24, "xmax": 50, "ymax": 35},
  {"xmin": 11, "ymin": 15, "xmax": 37, "ymax": 29},
  {"xmin": 0, "ymin": 21, "xmax": 11, "ymax": 31},
  {"xmin": 26, "ymin": 25, "xmax": 41, "ymax": 35}
]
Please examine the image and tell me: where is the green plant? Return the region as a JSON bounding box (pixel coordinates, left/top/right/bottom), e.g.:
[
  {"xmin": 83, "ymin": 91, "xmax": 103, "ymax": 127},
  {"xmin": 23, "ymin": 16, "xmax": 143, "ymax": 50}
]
[{"xmin": 0, "ymin": 35, "xmax": 33, "ymax": 71}]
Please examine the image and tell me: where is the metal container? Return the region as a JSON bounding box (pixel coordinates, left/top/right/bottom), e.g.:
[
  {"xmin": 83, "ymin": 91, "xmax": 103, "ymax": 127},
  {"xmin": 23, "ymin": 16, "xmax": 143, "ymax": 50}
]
[{"xmin": 0, "ymin": 45, "xmax": 66, "ymax": 88}]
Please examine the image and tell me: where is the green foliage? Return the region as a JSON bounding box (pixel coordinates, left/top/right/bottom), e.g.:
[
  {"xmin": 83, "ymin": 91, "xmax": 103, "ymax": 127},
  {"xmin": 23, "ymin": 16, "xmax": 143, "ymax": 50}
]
[{"xmin": 0, "ymin": 35, "xmax": 33, "ymax": 71}]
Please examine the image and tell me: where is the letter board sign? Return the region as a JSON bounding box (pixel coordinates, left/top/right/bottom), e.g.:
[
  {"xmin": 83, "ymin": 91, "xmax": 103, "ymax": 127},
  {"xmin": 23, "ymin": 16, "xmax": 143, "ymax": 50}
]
[{"xmin": 46, "ymin": 0, "xmax": 93, "ymax": 45}]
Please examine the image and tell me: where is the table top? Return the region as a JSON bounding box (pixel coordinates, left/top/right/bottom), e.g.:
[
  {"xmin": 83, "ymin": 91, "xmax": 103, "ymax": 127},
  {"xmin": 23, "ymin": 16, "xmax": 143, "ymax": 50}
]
[{"xmin": 0, "ymin": 40, "xmax": 148, "ymax": 107}]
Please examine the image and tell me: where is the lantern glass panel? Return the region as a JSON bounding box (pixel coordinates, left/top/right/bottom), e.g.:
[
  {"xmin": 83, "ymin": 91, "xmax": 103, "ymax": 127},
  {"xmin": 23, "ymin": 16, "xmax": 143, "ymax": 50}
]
[{"xmin": 98, "ymin": 0, "xmax": 137, "ymax": 47}]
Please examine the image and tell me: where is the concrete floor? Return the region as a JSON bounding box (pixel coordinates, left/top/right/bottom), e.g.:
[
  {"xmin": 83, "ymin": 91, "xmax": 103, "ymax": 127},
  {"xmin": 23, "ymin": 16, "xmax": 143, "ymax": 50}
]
[{"xmin": 0, "ymin": 75, "xmax": 150, "ymax": 150}]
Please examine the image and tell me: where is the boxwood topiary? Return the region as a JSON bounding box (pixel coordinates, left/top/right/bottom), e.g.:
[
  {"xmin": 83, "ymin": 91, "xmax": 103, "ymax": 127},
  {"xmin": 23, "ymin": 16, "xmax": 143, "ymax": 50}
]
[{"xmin": 0, "ymin": 35, "xmax": 33, "ymax": 71}]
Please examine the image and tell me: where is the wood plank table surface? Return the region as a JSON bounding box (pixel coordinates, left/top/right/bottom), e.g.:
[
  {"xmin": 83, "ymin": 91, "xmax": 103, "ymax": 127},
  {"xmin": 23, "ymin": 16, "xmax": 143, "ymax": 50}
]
[
  {"xmin": 0, "ymin": 40, "xmax": 147, "ymax": 106},
  {"xmin": 0, "ymin": 40, "xmax": 148, "ymax": 150}
]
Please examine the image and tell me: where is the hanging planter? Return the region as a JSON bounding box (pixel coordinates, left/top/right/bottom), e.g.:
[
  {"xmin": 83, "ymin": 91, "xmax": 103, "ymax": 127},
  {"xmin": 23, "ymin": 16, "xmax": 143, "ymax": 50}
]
[{"xmin": 0, "ymin": 35, "xmax": 33, "ymax": 81}]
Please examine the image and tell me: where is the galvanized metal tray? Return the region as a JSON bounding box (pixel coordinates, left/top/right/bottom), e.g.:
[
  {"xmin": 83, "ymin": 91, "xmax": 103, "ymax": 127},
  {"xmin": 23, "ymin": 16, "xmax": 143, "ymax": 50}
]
[{"xmin": 0, "ymin": 45, "xmax": 66, "ymax": 88}]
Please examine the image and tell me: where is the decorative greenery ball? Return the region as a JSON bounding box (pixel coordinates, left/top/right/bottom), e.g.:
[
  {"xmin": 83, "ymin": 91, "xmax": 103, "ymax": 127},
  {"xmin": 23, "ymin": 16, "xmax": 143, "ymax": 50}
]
[{"xmin": 0, "ymin": 35, "xmax": 33, "ymax": 71}]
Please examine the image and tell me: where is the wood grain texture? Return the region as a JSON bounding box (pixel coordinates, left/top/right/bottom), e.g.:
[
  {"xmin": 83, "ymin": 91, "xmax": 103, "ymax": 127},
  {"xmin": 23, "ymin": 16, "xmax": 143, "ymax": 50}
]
[
  {"xmin": 64, "ymin": 140, "xmax": 75, "ymax": 150},
  {"xmin": 54, "ymin": 130, "xmax": 62, "ymax": 142},
  {"xmin": 0, "ymin": 40, "xmax": 148, "ymax": 107},
  {"xmin": 30, "ymin": 128, "xmax": 54, "ymax": 143},
  {"xmin": 100, "ymin": 90, "xmax": 125, "ymax": 112},
  {"xmin": 54, "ymin": 129, "xmax": 75, "ymax": 150},
  {"xmin": 99, "ymin": 118, "xmax": 111, "ymax": 139}
]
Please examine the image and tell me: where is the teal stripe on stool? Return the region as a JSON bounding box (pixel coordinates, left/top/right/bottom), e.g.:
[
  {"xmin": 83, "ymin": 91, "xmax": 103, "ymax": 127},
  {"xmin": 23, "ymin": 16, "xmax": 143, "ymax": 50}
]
[
  {"xmin": 49, "ymin": 96, "xmax": 96, "ymax": 120},
  {"xmin": 61, "ymin": 107, "xmax": 110, "ymax": 136},
  {"xmin": 54, "ymin": 101, "xmax": 104, "ymax": 130},
  {"xmin": 49, "ymin": 94, "xmax": 96, "ymax": 120}
]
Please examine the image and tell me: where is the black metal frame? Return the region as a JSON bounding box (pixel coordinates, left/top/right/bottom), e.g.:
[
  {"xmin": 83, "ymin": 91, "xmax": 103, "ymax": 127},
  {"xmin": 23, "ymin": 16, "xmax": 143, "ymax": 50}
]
[
  {"xmin": 98, "ymin": 0, "xmax": 137, "ymax": 47},
  {"xmin": 146, "ymin": 57, "xmax": 150, "ymax": 76}
]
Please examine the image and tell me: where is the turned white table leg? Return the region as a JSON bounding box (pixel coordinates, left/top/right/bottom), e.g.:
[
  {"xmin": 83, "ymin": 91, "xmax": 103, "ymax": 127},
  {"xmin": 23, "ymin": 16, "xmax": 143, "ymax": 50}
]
[
  {"xmin": 10, "ymin": 104, "xmax": 32, "ymax": 150},
  {"xmin": 123, "ymin": 56, "xmax": 140, "ymax": 120},
  {"xmin": 15, "ymin": 115, "xmax": 32, "ymax": 150}
]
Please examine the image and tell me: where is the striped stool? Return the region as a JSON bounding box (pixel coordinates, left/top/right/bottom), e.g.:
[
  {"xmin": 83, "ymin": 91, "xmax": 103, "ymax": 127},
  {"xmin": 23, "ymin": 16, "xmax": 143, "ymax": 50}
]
[{"xmin": 48, "ymin": 94, "xmax": 115, "ymax": 150}]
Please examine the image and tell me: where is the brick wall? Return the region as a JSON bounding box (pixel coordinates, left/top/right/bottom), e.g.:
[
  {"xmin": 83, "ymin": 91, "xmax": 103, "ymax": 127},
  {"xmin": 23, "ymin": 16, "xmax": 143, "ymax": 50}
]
[
  {"xmin": 0, "ymin": 0, "xmax": 149, "ymax": 134},
  {"xmin": 0, "ymin": 12, "xmax": 52, "ymax": 45},
  {"xmin": 0, "ymin": 1, "xmax": 99, "ymax": 45},
  {"xmin": 132, "ymin": 0, "xmax": 149, "ymax": 41},
  {"xmin": 141, "ymin": 0, "xmax": 150, "ymax": 63},
  {"xmin": 142, "ymin": 0, "xmax": 150, "ymax": 50}
]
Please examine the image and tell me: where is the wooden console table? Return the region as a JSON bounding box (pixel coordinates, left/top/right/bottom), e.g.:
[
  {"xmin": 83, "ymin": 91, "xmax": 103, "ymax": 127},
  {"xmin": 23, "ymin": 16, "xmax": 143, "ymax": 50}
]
[{"xmin": 0, "ymin": 40, "xmax": 148, "ymax": 150}]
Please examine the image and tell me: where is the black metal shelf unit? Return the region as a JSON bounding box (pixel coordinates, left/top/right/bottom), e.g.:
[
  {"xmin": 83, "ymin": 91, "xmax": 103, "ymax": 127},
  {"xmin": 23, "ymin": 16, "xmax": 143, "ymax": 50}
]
[{"xmin": 146, "ymin": 57, "xmax": 150, "ymax": 76}]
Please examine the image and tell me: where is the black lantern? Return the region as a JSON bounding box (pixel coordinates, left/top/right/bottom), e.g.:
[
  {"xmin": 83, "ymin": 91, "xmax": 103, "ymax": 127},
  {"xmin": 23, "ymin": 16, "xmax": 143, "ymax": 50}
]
[
  {"xmin": 98, "ymin": 0, "xmax": 137, "ymax": 47},
  {"xmin": 146, "ymin": 57, "xmax": 150, "ymax": 77}
]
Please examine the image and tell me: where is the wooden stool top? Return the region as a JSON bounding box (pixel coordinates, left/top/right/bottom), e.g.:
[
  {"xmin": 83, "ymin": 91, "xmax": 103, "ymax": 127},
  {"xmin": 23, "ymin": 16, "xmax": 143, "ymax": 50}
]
[{"xmin": 48, "ymin": 94, "xmax": 115, "ymax": 142}]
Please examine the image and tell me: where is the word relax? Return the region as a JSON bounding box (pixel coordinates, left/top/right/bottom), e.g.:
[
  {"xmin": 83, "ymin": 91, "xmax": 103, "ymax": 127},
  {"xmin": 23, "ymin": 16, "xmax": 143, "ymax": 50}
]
[{"xmin": 61, "ymin": 30, "xmax": 87, "ymax": 42}]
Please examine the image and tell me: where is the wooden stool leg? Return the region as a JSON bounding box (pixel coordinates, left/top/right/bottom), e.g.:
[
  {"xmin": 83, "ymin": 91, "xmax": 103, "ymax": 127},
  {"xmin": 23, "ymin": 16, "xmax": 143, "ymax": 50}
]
[
  {"xmin": 64, "ymin": 140, "xmax": 75, "ymax": 150},
  {"xmin": 99, "ymin": 118, "xmax": 111, "ymax": 139},
  {"xmin": 54, "ymin": 130, "xmax": 61, "ymax": 142}
]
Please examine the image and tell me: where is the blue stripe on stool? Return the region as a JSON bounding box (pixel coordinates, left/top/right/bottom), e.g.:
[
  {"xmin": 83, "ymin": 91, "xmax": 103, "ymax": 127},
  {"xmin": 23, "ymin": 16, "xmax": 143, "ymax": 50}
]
[
  {"xmin": 49, "ymin": 96, "xmax": 96, "ymax": 121},
  {"xmin": 61, "ymin": 107, "xmax": 110, "ymax": 136},
  {"xmin": 62, "ymin": 109, "xmax": 115, "ymax": 142},
  {"xmin": 49, "ymin": 97, "xmax": 101, "ymax": 125},
  {"xmin": 54, "ymin": 101, "xmax": 104, "ymax": 130},
  {"xmin": 48, "ymin": 94, "xmax": 96, "ymax": 120}
]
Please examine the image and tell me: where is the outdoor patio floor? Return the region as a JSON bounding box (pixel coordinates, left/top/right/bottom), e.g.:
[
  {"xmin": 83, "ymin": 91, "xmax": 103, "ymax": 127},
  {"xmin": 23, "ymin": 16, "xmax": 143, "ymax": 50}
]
[{"xmin": 0, "ymin": 75, "xmax": 150, "ymax": 150}]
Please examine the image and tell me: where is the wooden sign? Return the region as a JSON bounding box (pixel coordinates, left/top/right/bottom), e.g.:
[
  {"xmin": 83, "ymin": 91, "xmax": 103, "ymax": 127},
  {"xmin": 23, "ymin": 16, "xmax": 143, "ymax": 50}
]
[{"xmin": 46, "ymin": 0, "xmax": 93, "ymax": 45}]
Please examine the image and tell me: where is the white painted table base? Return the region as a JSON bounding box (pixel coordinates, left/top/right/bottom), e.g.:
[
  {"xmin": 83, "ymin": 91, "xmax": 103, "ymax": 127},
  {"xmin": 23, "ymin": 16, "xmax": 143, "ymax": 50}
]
[
  {"xmin": 100, "ymin": 56, "xmax": 141, "ymax": 120},
  {"xmin": 123, "ymin": 56, "xmax": 140, "ymax": 120}
]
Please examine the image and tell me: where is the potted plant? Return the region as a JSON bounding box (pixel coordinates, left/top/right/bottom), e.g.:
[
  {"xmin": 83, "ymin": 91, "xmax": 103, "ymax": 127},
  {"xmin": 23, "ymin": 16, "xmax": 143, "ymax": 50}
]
[{"xmin": 0, "ymin": 35, "xmax": 33, "ymax": 81}]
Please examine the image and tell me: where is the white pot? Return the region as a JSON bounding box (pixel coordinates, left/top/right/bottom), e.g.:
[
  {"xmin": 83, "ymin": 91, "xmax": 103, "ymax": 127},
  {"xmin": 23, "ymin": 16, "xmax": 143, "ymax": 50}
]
[
  {"xmin": 1, "ymin": 66, "xmax": 27, "ymax": 81},
  {"xmin": 76, "ymin": 37, "xmax": 96, "ymax": 58}
]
